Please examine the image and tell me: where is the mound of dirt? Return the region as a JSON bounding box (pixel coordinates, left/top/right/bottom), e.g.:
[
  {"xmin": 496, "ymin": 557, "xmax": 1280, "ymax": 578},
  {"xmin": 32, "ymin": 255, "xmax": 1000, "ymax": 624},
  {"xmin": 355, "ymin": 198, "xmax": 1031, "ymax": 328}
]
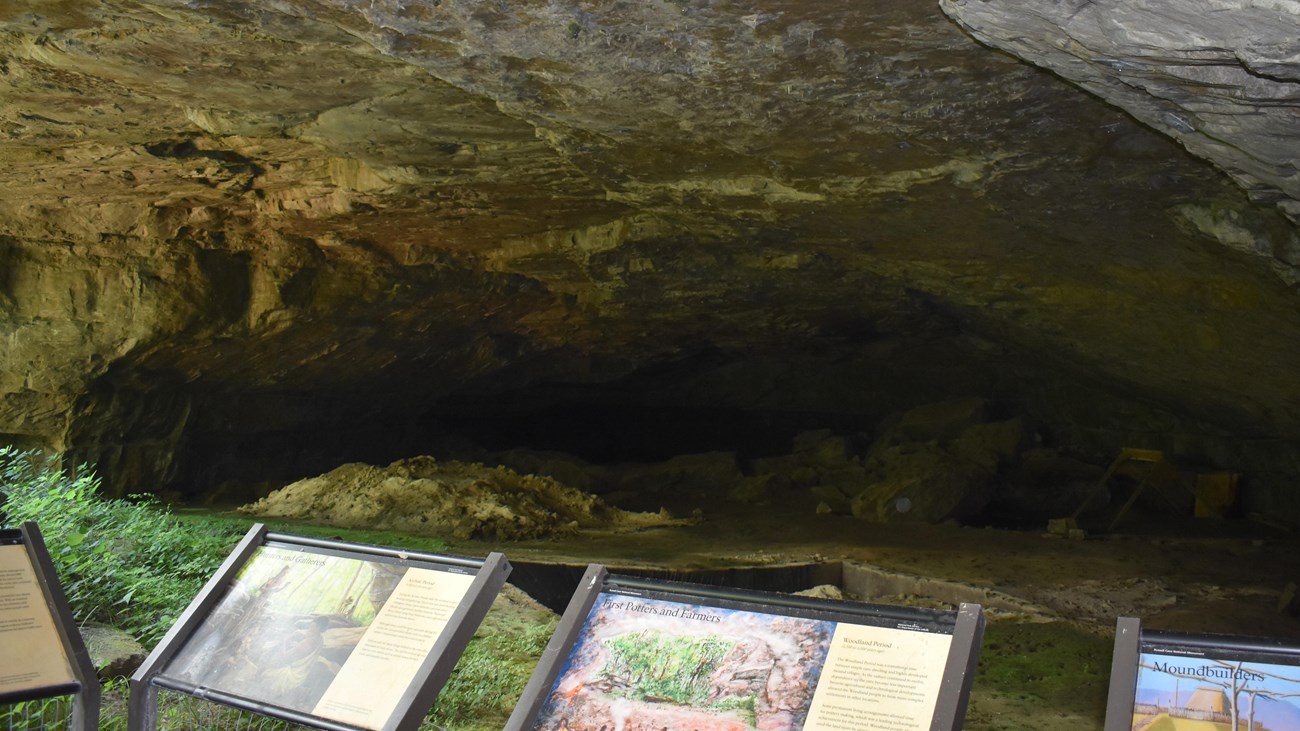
[{"xmin": 238, "ymin": 456, "xmax": 683, "ymax": 541}]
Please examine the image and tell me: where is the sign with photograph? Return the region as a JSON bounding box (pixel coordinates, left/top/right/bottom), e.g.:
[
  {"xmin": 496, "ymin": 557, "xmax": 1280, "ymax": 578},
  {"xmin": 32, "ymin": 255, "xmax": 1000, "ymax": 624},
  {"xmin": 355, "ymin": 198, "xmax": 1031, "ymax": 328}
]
[
  {"xmin": 509, "ymin": 568, "xmax": 983, "ymax": 731},
  {"xmin": 1130, "ymin": 638, "xmax": 1300, "ymax": 731},
  {"xmin": 133, "ymin": 526, "xmax": 509, "ymax": 731},
  {"xmin": 0, "ymin": 539, "xmax": 77, "ymax": 697},
  {"xmin": 159, "ymin": 543, "xmax": 475, "ymax": 729},
  {"xmin": 1104, "ymin": 617, "xmax": 1300, "ymax": 731}
]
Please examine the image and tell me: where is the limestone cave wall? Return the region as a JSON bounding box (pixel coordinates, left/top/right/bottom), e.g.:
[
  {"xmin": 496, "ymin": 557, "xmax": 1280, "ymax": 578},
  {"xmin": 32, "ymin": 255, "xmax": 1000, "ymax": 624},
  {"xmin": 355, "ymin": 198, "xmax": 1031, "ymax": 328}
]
[{"xmin": 1, "ymin": 0, "xmax": 1299, "ymax": 524}]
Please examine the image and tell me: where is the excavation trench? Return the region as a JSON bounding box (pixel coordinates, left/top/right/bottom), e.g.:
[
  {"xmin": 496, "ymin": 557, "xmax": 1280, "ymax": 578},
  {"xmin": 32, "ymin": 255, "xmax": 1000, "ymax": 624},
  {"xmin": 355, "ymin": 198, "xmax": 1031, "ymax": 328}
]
[{"xmin": 506, "ymin": 558, "xmax": 1050, "ymax": 617}]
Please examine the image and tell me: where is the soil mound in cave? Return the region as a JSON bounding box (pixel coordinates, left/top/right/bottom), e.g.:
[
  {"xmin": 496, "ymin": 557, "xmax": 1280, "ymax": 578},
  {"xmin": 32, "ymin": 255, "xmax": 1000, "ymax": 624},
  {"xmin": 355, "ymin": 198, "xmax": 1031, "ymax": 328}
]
[{"xmin": 238, "ymin": 456, "xmax": 683, "ymax": 541}]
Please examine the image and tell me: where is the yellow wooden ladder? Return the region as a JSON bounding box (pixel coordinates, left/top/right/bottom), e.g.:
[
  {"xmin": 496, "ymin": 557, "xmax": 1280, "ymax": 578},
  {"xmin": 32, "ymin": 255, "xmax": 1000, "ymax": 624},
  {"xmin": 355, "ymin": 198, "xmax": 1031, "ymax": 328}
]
[{"xmin": 1071, "ymin": 448, "xmax": 1181, "ymax": 532}]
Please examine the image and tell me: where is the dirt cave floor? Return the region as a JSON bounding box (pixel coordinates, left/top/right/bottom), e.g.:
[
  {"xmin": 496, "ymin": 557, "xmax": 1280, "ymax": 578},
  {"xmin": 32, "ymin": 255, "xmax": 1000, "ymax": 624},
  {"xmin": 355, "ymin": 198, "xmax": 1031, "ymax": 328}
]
[{"xmin": 433, "ymin": 489, "xmax": 1300, "ymax": 731}]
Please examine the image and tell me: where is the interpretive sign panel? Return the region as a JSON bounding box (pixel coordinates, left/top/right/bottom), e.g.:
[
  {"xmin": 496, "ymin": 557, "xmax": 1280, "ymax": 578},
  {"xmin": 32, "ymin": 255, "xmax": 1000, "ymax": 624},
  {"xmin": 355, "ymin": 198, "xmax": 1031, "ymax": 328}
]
[
  {"xmin": 506, "ymin": 565, "xmax": 984, "ymax": 731},
  {"xmin": 0, "ymin": 523, "xmax": 101, "ymax": 731},
  {"xmin": 1105, "ymin": 616, "xmax": 1300, "ymax": 731},
  {"xmin": 0, "ymin": 536, "xmax": 76, "ymax": 698},
  {"xmin": 130, "ymin": 525, "xmax": 510, "ymax": 731}
]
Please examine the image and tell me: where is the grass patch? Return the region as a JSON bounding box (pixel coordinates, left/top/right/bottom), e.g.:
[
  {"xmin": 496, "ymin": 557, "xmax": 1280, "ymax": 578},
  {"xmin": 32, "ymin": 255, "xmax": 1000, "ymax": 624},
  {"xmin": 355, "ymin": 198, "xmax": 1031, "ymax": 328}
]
[
  {"xmin": 976, "ymin": 619, "xmax": 1112, "ymax": 717},
  {"xmin": 170, "ymin": 509, "xmax": 452, "ymax": 555},
  {"xmin": 429, "ymin": 589, "xmax": 557, "ymax": 730}
]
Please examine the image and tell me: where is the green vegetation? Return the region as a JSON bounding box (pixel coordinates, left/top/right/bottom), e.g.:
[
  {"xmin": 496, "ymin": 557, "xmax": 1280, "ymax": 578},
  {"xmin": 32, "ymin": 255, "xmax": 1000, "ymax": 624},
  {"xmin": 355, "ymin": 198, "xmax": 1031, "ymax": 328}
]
[
  {"xmin": 0, "ymin": 447, "xmax": 454, "ymax": 645},
  {"xmin": 0, "ymin": 447, "xmax": 540, "ymax": 731},
  {"xmin": 1, "ymin": 447, "xmax": 246, "ymax": 645},
  {"xmin": 976, "ymin": 619, "xmax": 1112, "ymax": 718},
  {"xmin": 429, "ymin": 609, "xmax": 557, "ymax": 730},
  {"xmin": 0, "ymin": 692, "xmax": 76, "ymax": 731},
  {"xmin": 0, "ymin": 447, "xmax": 1124, "ymax": 731}
]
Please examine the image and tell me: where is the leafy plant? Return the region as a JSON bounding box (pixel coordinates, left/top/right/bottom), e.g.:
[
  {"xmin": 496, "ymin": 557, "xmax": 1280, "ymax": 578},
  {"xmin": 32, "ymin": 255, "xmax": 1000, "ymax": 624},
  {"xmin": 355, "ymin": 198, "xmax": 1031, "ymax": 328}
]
[
  {"xmin": 0, "ymin": 693, "xmax": 74, "ymax": 731},
  {"xmin": 0, "ymin": 447, "xmax": 246, "ymax": 645}
]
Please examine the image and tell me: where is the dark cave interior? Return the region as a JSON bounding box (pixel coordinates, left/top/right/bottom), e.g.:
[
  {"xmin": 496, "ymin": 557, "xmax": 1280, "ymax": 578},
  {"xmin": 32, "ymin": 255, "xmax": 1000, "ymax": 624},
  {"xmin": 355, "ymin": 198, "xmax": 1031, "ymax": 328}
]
[{"xmin": 141, "ymin": 331, "xmax": 1295, "ymax": 540}]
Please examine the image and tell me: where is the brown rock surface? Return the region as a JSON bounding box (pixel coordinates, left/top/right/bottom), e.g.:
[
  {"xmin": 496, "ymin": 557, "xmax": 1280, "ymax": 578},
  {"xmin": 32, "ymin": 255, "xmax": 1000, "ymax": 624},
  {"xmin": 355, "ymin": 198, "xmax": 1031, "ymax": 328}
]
[
  {"xmin": 0, "ymin": 0, "xmax": 1298, "ymax": 524},
  {"xmin": 942, "ymin": 0, "xmax": 1300, "ymax": 224}
]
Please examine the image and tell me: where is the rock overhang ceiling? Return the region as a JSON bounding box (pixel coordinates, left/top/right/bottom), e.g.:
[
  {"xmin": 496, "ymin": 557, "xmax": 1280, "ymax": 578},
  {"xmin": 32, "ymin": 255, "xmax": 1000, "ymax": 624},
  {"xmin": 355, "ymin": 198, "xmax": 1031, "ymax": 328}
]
[
  {"xmin": 942, "ymin": 0, "xmax": 1300, "ymax": 221},
  {"xmin": 1, "ymin": 0, "xmax": 1299, "ymax": 514}
]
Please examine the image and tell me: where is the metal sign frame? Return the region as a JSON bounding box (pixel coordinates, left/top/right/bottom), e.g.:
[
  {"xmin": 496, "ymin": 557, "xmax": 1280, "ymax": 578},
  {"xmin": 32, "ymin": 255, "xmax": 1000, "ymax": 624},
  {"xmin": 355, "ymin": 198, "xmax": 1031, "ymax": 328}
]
[
  {"xmin": 0, "ymin": 522, "xmax": 101, "ymax": 731},
  {"xmin": 505, "ymin": 564, "xmax": 984, "ymax": 731},
  {"xmin": 1104, "ymin": 616, "xmax": 1300, "ymax": 731},
  {"xmin": 129, "ymin": 523, "xmax": 510, "ymax": 731}
]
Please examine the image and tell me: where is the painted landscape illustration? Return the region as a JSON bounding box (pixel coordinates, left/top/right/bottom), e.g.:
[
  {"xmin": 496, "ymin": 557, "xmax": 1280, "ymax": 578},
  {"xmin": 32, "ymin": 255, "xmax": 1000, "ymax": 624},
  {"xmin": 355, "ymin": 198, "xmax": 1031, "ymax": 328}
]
[
  {"xmin": 532, "ymin": 593, "xmax": 836, "ymax": 731},
  {"xmin": 164, "ymin": 546, "xmax": 409, "ymax": 715},
  {"xmin": 1132, "ymin": 653, "xmax": 1300, "ymax": 731}
]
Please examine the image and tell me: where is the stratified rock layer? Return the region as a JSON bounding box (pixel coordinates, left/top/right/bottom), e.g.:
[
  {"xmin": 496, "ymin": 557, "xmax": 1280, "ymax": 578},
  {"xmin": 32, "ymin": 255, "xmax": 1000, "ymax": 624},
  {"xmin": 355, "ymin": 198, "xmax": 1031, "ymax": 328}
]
[{"xmin": 942, "ymin": 0, "xmax": 1300, "ymax": 223}]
